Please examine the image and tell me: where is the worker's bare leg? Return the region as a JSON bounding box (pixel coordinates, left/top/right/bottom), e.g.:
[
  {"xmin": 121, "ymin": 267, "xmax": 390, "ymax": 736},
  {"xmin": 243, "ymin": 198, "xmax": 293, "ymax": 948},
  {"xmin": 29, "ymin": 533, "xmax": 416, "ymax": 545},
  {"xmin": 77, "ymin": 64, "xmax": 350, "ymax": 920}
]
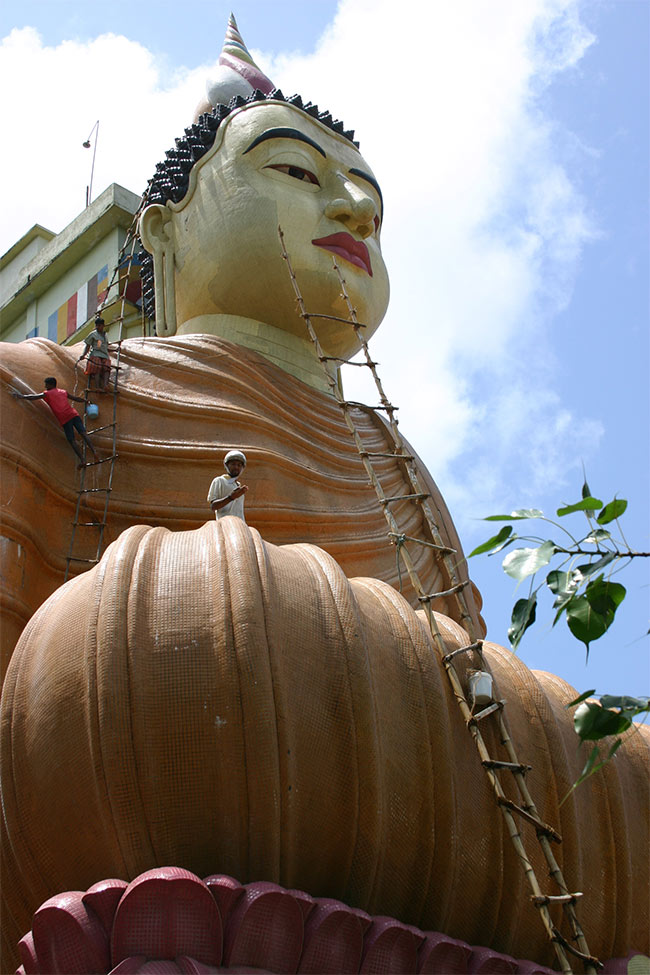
[
  {"xmin": 68, "ymin": 438, "xmax": 85, "ymax": 466},
  {"xmin": 80, "ymin": 428, "xmax": 99, "ymax": 460}
]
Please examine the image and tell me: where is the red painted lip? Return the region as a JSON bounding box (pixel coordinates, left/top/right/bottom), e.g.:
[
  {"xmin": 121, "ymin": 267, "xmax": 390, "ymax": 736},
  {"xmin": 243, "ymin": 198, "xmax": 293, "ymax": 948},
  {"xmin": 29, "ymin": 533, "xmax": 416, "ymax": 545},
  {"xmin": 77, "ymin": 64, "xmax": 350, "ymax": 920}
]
[{"xmin": 311, "ymin": 233, "xmax": 373, "ymax": 277}]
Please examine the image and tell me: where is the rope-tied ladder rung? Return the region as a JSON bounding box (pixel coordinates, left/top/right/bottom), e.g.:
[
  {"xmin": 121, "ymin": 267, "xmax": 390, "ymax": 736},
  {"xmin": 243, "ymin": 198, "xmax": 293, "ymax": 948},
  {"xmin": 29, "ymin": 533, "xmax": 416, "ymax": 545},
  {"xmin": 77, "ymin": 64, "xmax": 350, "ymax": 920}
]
[
  {"xmin": 389, "ymin": 531, "xmax": 456, "ymax": 554},
  {"xmin": 467, "ymin": 700, "xmax": 505, "ymax": 724},
  {"xmin": 482, "ymin": 759, "xmax": 532, "ymax": 774},
  {"xmin": 300, "ymin": 310, "xmax": 368, "ymax": 328},
  {"xmin": 551, "ymin": 930, "xmax": 603, "ymax": 970},
  {"xmin": 84, "ymin": 454, "xmax": 119, "ymax": 467},
  {"xmin": 380, "ymin": 492, "xmax": 429, "ymax": 506},
  {"xmin": 320, "ymin": 355, "xmax": 377, "ymax": 366},
  {"xmin": 419, "ymin": 580, "xmax": 468, "ymax": 603},
  {"xmin": 342, "ymin": 399, "xmax": 398, "ymax": 412},
  {"xmin": 532, "ymin": 892, "xmax": 583, "ymax": 907},
  {"xmin": 442, "ymin": 639, "xmax": 483, "ymax": 664},
  {"xmin": 363, "ymin": 450, "xmax": 413, "ymax": 460},
  {"xmin": 497, "ymin": 797, "xmax": 562, "ymax": 843}
]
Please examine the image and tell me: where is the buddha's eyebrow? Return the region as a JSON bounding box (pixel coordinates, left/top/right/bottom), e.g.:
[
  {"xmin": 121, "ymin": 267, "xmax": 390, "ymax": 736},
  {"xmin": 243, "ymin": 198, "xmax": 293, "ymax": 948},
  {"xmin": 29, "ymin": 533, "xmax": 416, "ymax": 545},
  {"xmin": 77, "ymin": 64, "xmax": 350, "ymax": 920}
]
[
  {"xmin": 349, "ymin": 167, "xmax": 384, "ymax": 215},
  {"xmin": 243, "ymin": 127, "xmax": 327, "ymax": 158}
]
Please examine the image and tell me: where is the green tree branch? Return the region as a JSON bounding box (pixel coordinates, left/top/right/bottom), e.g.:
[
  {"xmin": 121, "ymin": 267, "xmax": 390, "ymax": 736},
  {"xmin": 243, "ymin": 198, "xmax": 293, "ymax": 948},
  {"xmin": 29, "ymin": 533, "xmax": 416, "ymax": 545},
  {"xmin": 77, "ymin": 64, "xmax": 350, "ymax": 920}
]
[{"xmin": 470, "ymin": 476, "xmax": 649, "ymax": 793}]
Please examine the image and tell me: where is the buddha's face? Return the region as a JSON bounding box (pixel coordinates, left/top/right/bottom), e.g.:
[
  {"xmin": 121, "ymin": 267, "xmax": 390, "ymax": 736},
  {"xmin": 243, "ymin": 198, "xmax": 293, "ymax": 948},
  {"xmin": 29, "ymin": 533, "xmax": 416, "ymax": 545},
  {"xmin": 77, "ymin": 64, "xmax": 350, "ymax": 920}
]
[{"xmin": 164, "ymin": 102, "xmax": 390, "ymax": 358}]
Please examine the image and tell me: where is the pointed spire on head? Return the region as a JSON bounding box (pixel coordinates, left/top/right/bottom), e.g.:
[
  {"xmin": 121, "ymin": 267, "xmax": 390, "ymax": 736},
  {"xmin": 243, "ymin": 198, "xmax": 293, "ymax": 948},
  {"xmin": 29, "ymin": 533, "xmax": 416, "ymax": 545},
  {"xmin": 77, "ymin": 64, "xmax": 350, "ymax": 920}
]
[
  {"xmin": 194, "ymin": 12, "xmax": 275, "ymax": 120},
  {"xmin": 220, "ymin": 12, "xmax": 268, "ymax": 76}
]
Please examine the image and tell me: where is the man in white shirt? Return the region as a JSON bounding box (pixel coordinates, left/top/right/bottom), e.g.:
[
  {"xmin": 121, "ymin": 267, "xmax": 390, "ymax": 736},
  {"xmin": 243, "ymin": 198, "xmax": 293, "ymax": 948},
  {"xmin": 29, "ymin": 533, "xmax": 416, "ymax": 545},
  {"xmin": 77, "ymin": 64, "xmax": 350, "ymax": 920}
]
[{"xmin": 207, "ymin": 449, "xmax": 248, "ymax": 522}]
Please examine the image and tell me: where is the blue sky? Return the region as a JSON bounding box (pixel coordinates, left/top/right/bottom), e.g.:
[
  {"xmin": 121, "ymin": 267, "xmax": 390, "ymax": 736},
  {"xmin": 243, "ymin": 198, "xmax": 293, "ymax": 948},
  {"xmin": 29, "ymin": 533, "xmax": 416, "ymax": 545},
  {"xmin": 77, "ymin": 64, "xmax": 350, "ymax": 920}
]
[{"xmin": 1, "ymin": 1, "xmax": 647, "ymax": 703}]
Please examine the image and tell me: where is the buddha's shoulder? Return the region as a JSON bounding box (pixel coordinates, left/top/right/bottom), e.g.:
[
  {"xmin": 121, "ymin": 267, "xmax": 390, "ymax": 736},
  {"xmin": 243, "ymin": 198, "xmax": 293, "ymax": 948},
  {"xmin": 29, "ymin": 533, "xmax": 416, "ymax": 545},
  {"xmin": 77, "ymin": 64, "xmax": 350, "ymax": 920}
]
[{"xmin": 119, "ymin": 333, "xmax": 336, "ymax": 411}]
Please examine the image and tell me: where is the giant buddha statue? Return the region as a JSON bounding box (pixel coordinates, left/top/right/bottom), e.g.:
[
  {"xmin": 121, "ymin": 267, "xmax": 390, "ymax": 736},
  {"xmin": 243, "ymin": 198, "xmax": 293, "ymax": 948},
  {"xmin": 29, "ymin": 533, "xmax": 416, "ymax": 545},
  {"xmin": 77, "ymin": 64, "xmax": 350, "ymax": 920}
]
[
  {"xmin": 1, "ymin": 16, "xmax": 648, "ymax": 973},
  {"xmin": 0, "ymin": 18, "xmax": 476, "ymax": 676}
]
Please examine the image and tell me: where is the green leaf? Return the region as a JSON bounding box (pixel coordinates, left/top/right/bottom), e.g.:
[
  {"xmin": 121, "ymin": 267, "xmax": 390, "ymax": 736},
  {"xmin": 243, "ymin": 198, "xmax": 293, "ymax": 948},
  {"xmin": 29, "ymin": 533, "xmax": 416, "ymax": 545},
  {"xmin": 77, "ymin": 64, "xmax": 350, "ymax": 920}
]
[
  {"xmin": 566, "ymin": 594, "xmax": 615, "ymax": 652},
  {"xmin": 546, "ymin": 569, "xmax": 572, "ymax": 596},
  {"xmin": 573, "ymin": 701, "xmax": 632, "ymax": 741},
  {"xmin": 580, "ymin": 475, "xmax": 599, "ymax": 518},
  {"xmin": 585, "ymin": 577, "xmax": 626, "ymax": 617},
  {"xmin": 552, "ymin": 595, "xmax": 573, "ymax": 626},
  {"xmin": 507, "ymin": 594, "xmax": 537, "ymax": 650},
  {"xmin": 597, "ymin": 498, "xmax": 628, "ymax": 524},
  {"xmin": 503, "ymin": 540, "xmax": 556, "ymax": 581},
  {"xmin": 584, "ymin": 528, "xmax": 612, "ymax": 544},
  {"xmin": 573, "ymin": 552, "xmax": 617, "ymax": 584},
  {"xmin": 547, "ymin": 570, "xmax": 579, "ymax": 624},
  {"xmin": 577, "ymin": 744, "xmax": 601, "ymax": 779},
  {"xmin": 509, "ymin": 508, "xmax": 544, "ymax": 519},
  {"xmin": 599, "ymin": 694, "xmax": 650, "ymax": 714},
  {"xmin": 557, "ymin": 497, "xmax": 603, "ymax": 517},
  {"xmin": 484, "ymin": 508, "xmax": 543, "ymax": 521},
  {"xmin": 576, "ymin": 739, "xmax": 623, "ymax": 783},
  {"xmin": 469, "ymin": 525, "xmax": 513, "ymax": 557},
  {"xmin": 606, "ymin": 738, "xmax": 624, "ymax": 761},
  {"xmin": 553, "ymin": 593, "xmax": 580, "ymax": 627},
  {"xmin": 492, "ymin": 537, "xmax": 518, "ymax": 555},
  {"xmin": 560, "ymin": 737, "xmax": 625, "ymax": 804},
  {"xmin": 546, "ymin": 569, "xmax": 579, "ymax": 614},
  {"xmin": 567, "ymin": 689, "xmax": 597, "ymax": 708}
]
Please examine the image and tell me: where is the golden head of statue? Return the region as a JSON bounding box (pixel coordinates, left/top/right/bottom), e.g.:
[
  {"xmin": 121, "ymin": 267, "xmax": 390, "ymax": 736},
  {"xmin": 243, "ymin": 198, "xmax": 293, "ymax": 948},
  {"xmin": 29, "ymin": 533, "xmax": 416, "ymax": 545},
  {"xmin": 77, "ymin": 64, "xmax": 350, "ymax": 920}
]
[{"xmin": 139, "ymin": 14, "xmax": 389, "ymax": 363}]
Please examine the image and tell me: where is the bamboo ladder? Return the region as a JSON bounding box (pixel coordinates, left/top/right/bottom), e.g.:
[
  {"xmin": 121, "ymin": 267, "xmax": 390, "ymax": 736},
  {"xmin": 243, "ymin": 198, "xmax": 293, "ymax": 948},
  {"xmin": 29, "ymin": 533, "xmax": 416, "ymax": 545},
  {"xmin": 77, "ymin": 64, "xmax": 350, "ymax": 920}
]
[
  {"xmin": 278, "ymin": 226, "xmax": 600, "ymax": 975},
  {"xmin": 64, "ymin": 226, "xmax": 141, "ymax": 582}
]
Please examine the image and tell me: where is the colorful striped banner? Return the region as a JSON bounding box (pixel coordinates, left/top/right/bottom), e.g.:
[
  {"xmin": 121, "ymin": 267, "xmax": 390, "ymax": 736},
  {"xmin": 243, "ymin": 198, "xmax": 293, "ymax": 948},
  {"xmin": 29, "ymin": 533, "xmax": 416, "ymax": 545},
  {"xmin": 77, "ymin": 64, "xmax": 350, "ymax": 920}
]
[
  {"xmin": 76, "ymin": 281, "xmax": 88, "ymax": 331},
  {"xmin": 97, "ymin": 265, "xmax": 108, "ymax": 303},
  {"xmin": 47, "ymin": 264, "xmax": 109, "ymax": 343}
]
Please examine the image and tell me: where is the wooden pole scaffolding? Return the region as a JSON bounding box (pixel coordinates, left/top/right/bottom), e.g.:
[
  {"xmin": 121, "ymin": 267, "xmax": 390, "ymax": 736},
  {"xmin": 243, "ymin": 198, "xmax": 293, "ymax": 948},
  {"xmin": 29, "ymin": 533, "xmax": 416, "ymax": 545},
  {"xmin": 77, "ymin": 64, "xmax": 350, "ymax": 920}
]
[{"xmin": 278, "ymin": 226, "xmax": 600, "ymax": 974}]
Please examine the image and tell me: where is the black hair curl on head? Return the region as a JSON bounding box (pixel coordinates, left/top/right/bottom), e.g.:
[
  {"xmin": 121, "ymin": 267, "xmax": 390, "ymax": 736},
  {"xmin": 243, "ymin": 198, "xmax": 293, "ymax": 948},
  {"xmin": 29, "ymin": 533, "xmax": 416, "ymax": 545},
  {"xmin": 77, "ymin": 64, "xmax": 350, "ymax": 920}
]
[{"xmin": 139, "ymin": 88, "xmax": 358, "ymax": 322}]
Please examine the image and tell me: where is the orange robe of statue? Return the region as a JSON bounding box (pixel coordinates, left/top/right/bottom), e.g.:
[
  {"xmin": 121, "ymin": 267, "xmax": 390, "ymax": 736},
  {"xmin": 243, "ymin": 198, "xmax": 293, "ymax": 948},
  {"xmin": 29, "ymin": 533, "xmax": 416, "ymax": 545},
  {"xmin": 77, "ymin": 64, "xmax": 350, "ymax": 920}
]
[
  {"xmin": 0, "ymin": 333, "xmax": 479, "ymax": 679},
  {"xmin": 1, "ymin": 513, "xmax": 648, "ymax": 969}
]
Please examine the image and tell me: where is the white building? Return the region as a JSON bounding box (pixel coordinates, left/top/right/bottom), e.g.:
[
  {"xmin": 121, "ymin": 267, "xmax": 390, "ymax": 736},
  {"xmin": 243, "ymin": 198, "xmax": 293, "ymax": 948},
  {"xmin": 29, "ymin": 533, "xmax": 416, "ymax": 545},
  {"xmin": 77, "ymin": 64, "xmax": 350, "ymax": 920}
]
[{"xmin": 0, "ymin": 183, "xmax": 145, "ymax": 347}]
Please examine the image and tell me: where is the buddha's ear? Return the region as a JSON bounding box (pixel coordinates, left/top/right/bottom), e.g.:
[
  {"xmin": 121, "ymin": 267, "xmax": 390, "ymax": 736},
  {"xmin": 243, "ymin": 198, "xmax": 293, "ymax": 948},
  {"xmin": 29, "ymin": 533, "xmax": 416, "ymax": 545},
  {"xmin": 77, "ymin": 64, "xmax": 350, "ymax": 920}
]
[
  {"xmin": 140, "ymin": 204, "xmax": 174, "ymax": 253},
  {"xmin": 139, "ymin": 204, "xmax": 177, "ymax": 337}
]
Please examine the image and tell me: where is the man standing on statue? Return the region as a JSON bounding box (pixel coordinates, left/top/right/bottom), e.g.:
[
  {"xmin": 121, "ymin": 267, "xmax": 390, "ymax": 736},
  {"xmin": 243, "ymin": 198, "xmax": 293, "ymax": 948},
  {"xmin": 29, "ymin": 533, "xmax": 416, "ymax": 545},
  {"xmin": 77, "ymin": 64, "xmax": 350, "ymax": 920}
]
[
  {"xmin": 79, "ymin": 315, "xmax": 112, "ymax": 392},
  {"xmin": 207, "ymin": 449, "xmax": 248, "ymax": 521}
]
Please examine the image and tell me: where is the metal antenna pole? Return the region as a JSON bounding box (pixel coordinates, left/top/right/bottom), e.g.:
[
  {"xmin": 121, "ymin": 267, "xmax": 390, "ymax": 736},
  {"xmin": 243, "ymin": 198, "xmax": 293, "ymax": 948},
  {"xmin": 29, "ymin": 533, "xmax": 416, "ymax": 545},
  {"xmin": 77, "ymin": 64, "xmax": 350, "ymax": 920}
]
[{"xmin": 83, "ymin": 120, "xmax": 99, "ymax": 207}]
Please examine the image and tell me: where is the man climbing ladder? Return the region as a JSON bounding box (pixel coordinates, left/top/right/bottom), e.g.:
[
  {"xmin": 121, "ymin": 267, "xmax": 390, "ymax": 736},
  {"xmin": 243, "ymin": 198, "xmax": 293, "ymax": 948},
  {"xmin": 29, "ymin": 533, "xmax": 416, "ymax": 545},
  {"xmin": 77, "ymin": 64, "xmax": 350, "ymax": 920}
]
[
  {"xmin": 12, "ymin": 376, "xmax": 99, "ymax": 469},
  {"xmin": 78, "ymin": 315, "xmax": 113, "ymax": 392}
]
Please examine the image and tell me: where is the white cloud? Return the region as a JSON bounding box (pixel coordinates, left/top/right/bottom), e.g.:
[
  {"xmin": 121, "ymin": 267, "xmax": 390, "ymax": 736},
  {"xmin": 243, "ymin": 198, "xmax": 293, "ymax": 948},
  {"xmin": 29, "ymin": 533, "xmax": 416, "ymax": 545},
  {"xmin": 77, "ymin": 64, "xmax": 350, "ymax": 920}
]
[
  {"xmin": 267, "ymin": 0, "xmax": 601, "ymax": 531},
  {"xmin": 0, "ymin": 0, "xmax": 601, "ymax": 542},
  {"xmin": 0, "ymin": 26, "xmax": 217, "ymax": 246}
]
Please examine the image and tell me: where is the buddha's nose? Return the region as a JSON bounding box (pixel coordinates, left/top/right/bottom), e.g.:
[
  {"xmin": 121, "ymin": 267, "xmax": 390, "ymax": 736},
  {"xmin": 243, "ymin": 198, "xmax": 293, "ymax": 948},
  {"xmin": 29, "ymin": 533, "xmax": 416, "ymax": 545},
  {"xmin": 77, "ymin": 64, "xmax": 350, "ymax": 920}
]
[{"xmin": 324, "ymin": 187, "xmax": 377, "ymax": 239}]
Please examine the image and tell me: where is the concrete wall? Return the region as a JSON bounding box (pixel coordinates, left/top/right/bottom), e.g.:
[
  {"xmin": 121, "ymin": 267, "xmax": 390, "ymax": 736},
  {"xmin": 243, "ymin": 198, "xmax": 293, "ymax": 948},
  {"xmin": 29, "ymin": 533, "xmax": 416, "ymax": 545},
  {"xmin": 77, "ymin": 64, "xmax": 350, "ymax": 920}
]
[
  {"xmin": 0, "ymin": 228, "xmax": 54, "ymax": 308},
  {"xmin": 0, "ymin": 184, "xmax": 142, "ymax": 346}
]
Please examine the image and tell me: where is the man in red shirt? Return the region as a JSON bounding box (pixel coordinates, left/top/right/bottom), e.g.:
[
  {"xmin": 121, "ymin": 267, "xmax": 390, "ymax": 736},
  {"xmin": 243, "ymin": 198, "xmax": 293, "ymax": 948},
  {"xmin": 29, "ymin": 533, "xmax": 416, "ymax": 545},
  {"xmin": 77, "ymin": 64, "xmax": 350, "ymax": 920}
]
[{"xmin": 14, "ymin": 377, "xmax": 99, "ymax": 467}]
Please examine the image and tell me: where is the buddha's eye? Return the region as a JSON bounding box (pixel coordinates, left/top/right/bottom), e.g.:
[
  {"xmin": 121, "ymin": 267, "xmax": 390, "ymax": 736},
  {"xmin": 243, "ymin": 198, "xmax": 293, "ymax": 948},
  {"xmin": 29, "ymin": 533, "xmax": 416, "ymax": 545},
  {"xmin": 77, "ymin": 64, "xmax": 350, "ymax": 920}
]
[{"xmin": 265, "ymin": 164, "xmax": 320, "ymax": 186}]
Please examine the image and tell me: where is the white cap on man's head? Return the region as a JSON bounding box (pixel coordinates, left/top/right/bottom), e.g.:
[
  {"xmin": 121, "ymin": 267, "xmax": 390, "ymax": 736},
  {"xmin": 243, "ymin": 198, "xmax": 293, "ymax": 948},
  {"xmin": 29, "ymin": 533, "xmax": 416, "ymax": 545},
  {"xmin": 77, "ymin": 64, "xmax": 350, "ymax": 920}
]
[{"xmin": 224, "ymin": 449, "xmax": 246, "ymax": 468}]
